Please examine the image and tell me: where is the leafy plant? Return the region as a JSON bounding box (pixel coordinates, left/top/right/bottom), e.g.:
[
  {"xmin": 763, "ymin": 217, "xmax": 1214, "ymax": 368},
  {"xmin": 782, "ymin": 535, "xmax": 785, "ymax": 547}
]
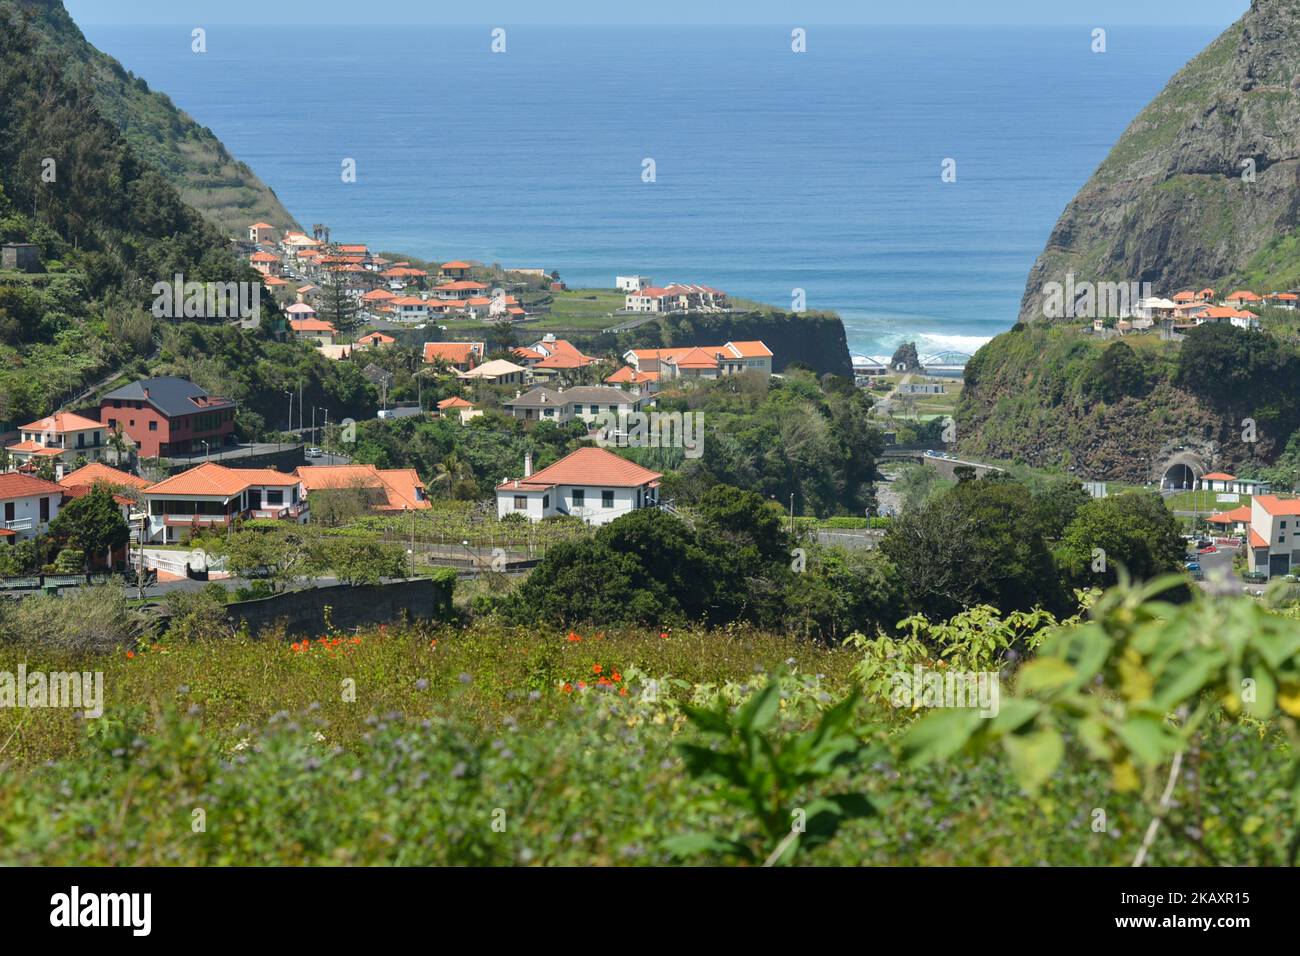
[
  {"xmin": 667, "ymin": 680, "xmax": 876, "ymax": 865},
  {"xmin": 902, "ymin": 574, "xmax": 1300, "ymax": 865}
]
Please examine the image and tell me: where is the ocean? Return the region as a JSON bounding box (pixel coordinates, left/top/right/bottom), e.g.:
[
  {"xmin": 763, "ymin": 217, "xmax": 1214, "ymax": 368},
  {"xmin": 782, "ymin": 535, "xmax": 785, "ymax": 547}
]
[{"xmin": 80, "ymin": 23, "xmax": 1221, "ymax": 360}]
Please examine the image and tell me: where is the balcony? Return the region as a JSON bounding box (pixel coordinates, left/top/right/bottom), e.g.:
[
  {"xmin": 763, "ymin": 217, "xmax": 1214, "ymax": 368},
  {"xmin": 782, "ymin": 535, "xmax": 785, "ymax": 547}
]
[
  {"xmin": 162, "ymin": 514, "xmax": 233, "ymax": 527},
  {"xmin": 247, "ymin": 501, "xmax": 309, "ymax": 521},
  {"xmin": 4, "ymin": 519, "xmax": 32, "ymax": 532}
]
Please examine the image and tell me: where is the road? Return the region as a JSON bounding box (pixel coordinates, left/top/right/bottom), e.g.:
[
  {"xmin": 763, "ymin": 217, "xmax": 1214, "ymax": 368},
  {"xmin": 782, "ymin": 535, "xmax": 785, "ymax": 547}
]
[{"xmin": 872, "ymin": 371, "xmax": 914, "ymax": 417}]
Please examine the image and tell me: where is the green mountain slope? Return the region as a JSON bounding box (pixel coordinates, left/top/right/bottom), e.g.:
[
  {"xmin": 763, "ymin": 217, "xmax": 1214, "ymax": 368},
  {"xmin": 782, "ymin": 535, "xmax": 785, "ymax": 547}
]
[
  {"xmin": 1018, "ymin": 0, "xmax": 1300, "ymax": 320},
  {"xmin": 6, "ymin": 0, "xmax": 299, "ymax": 238}
]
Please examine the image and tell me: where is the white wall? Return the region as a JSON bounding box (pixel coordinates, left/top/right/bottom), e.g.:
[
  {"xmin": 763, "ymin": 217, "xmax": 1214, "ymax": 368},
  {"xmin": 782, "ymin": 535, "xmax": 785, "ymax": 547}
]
[{"xmin": 1, "ymin": 492, "xmax": 61, "ymax": 539}]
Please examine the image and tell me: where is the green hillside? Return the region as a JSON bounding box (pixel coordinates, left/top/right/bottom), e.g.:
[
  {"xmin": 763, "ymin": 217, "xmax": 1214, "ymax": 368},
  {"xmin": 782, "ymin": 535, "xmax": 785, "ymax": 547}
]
[{"xmin": 6, "ymin": 0, "xmax": 298, "ymax": 238}]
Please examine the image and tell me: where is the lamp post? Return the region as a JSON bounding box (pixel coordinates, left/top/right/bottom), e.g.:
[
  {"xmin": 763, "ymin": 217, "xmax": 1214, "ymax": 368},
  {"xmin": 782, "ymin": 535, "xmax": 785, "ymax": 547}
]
[{"xmin": 283, "ymin": 390, "xmax": 293, "ymax": 451}]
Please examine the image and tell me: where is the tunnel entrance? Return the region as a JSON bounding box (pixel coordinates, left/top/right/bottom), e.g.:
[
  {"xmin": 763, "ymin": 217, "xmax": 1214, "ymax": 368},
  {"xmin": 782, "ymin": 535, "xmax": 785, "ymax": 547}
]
[{"xmin": 1161, "ymin": 462, "xmax": 1197, "ymax": 491}]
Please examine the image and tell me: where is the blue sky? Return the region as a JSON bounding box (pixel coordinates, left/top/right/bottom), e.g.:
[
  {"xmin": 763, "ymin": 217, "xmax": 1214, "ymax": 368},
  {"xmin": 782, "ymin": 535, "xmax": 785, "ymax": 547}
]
[{"xmin": 64, "ymin": 0, "xmax": 1248, "ymax": 26}]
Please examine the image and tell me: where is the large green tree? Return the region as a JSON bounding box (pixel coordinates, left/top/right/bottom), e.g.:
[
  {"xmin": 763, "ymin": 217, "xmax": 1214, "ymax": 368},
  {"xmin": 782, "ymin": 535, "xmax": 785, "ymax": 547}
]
[
  {"xmin": 1056, "ymin": 492, "xmax": 1186, "ymax": 589},
  {"xmin": 48, "ymin": 486, "xmax": 129, "ymax": 568}
]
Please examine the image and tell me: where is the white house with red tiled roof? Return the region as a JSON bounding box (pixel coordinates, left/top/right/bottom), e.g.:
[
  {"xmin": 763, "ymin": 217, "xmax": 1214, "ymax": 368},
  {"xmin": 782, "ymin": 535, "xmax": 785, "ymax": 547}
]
[
  {"xmin": 624, "ymin": 283, "xmax": 729, "ymax": 313},
  {"xmin": 250, "ymin": 250, "xmax": 281, "ymax": 277},
  {"xmin": 423, "ymin": 342, "xmax": 484, "ymax": 371},
  {"xmin": 249, "ymin": 222, "xmax": 276, "ymax": 244},
  {"xmin": 6, "ymin": 411, "xmax": 110, "ymax": 475},
  {"xmin": 140, "ymin": 463, "xmax": 308, "ymax": 543},
  {"xmin": 0, "ymin": 473, "xmax": 66, "ymax": 541},
  {"xmin": 290, "ymin": 318, "xmax": 338, "ymax": 345},
  {"xmin": 1247, "ymin": 495, "xmax": 1300, "ymax": 578},
  {"xmin": 621, "ymin": 341, "xmax": 772, "ymax": 381},
  {"xmin": 293, "ymin": 464, "xmax": 428, "ymax": 512},
  {"xmin": 1196, "ymin": 471, "xmax": 1270, "ymax": 495},
  {"xmin": 495, "ymin": 447, "xmax": 660, "ymax": 525}
]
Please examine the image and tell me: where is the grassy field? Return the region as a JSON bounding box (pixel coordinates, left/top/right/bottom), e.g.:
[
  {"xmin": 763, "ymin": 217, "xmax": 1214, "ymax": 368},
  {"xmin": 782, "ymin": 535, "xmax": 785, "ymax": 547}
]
[
  {"xmin": 1, "ymin": 596, "xmax": 1297, "ymax": 866},
  {"xmin": 1167, "ymin": 489, "xmax": 1250, "ymax": 514}
]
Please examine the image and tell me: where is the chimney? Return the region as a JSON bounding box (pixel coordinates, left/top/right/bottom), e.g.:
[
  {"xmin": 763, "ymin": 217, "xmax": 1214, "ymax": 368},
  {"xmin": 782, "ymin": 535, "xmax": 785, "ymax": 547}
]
[{"xmin": 524, "ymin": 451, "xmax": 533, "ymax": 478}]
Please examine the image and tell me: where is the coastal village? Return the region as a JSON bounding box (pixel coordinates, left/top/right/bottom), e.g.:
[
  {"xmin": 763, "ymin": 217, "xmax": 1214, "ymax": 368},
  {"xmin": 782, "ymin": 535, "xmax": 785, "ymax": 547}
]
[
  {"xmin": 1089, "ymin": 286, "xmax": 1296, "ymax": 335},
  {"xmin": 6, "ymin": 219, "xmax": 1300, "ymax": 591},
  {"xmin": 0, "ymin": 220, "xmax": 775, "ymax": 583}
]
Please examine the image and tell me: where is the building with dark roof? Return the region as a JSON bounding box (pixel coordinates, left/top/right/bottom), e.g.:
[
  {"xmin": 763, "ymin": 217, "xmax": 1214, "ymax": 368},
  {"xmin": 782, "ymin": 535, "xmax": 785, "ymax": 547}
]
[{"xmin": 100, "ymin": 377, "xmax": 237, "ymax": 459}]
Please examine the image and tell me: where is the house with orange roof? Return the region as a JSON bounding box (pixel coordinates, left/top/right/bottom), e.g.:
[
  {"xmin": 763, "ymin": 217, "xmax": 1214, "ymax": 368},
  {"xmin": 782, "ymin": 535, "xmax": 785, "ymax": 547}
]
[
  {"xmin": 624, "ymin": 283, "xmax": 729, "ymax": 314},
  {"xmin": 6, "ymin": 411, "xmax": 110, "ymax": 474},
  {"xmin": 604, "ymin": 366, "xmax": 660, "ymax": 391},
  {"xmin": 1196, "ymin": 471, "xmax": 1273, "ymax": 496},
  {"xmin": 59, "ymin": 463, "xmax": 150, "ymax": 526},
  {"xmin": 1224, "ymin": 290, "xmax": 1262, "ymax": 308},
  {"xmin": 1266, "ymin": 292, "xmax": 1299, "ymax": 310},
  {"xmin": 512, "ymin": 347, "xmax": 546, "ymax": 368},
  {"xmin": 1171, "ymin": 290, "xmax": 1196, "ymax": 303},
  {"xmin": 1197, "ymin": 288, "xmax": 1216, "ymax": 301},
  {"xmin": 140, "ymin": 462, "xmax": 308, "ymax": 543},
  {"xmin": 435, "ymin": 396, "xmax": 481, "ymax": 423},
  {"xmin": 294, "ymin": 464, "xmax": 428, "ymax": 512},
  {"xmin": 439, "ymin": 260, "xmax": 473, "ymax": 280},
  {"xmin": 361, "ymin": 288, "xmax": 397, "ymax": 310},
  {"xmin": 356, "ymin": 331, "xmax": 396, "ymax": 348},
  {"xmin": 248, "ymin": 222, "xmax": 276, "ymax": 244},
  {"xmin": 426, "ymin": 299, "xmax": 466, "ymax": 316},
  {"xmin": 495, "ymin": 447, "xmax": 660, "ymax": 525},
  {"xmin": 432, "ymin": 280, "xmax": 489, "ymax": 300},
  {"xmin": 0, "ymin": 472, "xmax": 67, "ymax": 541},
  {"xmin": 390, "ymin": 296, "xmax": 431, "ymax": 322},
  {"xmin": 250, "ymin": 250, "xmax": 281, "ymax": 277},
  {"xmin": 290, "ymin": 318, "xmax": 338, "ymax": 345},
  {"xmin": 423, "ymin": 341, "xmax": 485, "ymax": 372},
  {"xmin": 622, "ymin": 340, "xmax": 772, "ymax": 380},
  {"xmin": 1206, "ymin": 504, "xmax": 1252, "ymax": 536},
  {"xmin": 1247, "ymin": 495, "xmax": 1300, "ymax": 578}
]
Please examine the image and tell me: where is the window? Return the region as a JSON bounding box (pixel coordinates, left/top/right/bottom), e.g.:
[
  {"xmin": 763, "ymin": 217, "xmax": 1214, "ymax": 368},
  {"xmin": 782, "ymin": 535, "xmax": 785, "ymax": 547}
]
[
  {"xmin": 589, "ymin": 404, "xmax": 598, "ymax": 415},
  {"xmin": 3, "ymin": 503, "xmax": 12, "ymax": 523},
  {"xmin": 543, "ymin": 494, "xmax": 549, "ymax": 508},
  {"xmin": 148, "ymin": 421, "xmax": 158, "ymax": 431},
  {"xmin": 514, "ymin": 496, "xmax": 527, "ymax": 510},
  {"xmin": 107, "ymin": 418, "xmax": 117, "ymax": 429},
  {"xmin": 39, "ymin": 497, "xmax": 49, "ymax": 523},
  {"xmin": 572, "ymin": 490, "xmax": 585, "ymax": 507},
  {"xmin": 267, "ymin": 490, "xmax": 284, "ymax": 505},
  {"xmin": 602, "ymin": 490, "xmax": 614, "ymax": 509}
]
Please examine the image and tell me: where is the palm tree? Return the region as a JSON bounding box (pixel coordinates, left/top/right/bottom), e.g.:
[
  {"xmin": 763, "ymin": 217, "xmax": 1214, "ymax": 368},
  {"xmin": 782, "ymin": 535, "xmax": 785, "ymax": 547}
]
[
  {"xmin": 107, "ymin": 425, "xmax": 132, "ymax": 467},
  {"xmin": 429, "ymin": 452, "xmax": 474, "ymax": 497}
]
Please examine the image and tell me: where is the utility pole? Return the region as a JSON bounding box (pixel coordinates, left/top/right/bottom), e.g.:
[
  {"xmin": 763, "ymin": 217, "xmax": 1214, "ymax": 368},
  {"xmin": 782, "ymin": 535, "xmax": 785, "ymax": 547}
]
[
  {"xmin": 136, "ymin": 509, "xmax": 146, "ymax": 602},
  {"xmin": 283, "ymin": 390, "xmax": 293, "ymax": 450},
  {"xmin": 407, "ymin": 506, "xmax": 416, "ymax": 578}
]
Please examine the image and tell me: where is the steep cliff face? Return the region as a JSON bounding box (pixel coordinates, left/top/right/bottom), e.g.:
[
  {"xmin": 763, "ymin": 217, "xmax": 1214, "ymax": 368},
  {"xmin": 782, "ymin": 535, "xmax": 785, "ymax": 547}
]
[
  {"xmin": 1019, "ymin": 0, "xmax": 1300, "ymax": 321},
  {"xmin": 6, "ymin": 0, "xmax": 299, "ymax": 237}
]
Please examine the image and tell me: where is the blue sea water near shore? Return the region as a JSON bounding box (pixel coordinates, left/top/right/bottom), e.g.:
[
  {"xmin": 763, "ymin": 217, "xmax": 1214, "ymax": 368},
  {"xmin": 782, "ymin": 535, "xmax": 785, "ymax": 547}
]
[{"xmin": 82, "ymin": 23, "xmax": 1220, "ymax": 360}]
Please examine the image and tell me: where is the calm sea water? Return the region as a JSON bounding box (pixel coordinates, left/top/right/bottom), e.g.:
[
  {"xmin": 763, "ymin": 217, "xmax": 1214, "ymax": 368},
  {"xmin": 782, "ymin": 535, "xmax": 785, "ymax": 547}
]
[{"xmin": 82, "ymin": 24, "xmax": 1220, "ymax": 360}]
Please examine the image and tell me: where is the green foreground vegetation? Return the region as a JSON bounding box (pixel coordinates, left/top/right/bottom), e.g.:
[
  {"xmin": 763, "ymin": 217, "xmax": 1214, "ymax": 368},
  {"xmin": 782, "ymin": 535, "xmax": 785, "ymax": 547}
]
[{"xmin": 1, "ymin": 579, "xmax": 1299, "ymax": 866}]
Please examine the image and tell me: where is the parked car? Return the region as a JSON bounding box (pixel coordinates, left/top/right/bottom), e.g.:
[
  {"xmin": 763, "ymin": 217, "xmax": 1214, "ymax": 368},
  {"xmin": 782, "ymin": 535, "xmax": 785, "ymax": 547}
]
[
  {"xmin": 1198, "ymin": 545, "xmax": 1218, "ymax": 554},
  {"xmin": 306, "ymin": 447, "xmax": 323, "ymax": 458}
]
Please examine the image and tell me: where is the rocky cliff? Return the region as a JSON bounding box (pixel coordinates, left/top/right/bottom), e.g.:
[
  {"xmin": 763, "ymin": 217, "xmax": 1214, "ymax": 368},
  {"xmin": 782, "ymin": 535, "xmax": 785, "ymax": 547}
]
[{"xmin": 1019, "ymin": 0, "xmax": 1300, "ymax": 320}]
